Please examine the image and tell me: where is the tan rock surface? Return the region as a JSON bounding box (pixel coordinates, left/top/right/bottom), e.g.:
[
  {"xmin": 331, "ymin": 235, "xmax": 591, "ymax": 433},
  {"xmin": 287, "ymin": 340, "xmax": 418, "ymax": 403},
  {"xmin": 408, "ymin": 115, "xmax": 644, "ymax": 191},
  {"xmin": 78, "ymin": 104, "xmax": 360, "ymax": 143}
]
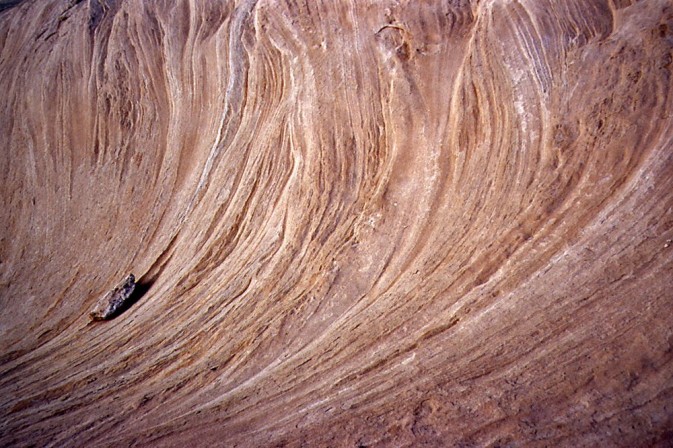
[{"xmin": 1, "ymin": 0, "xmax": 672, "ymax": 446}]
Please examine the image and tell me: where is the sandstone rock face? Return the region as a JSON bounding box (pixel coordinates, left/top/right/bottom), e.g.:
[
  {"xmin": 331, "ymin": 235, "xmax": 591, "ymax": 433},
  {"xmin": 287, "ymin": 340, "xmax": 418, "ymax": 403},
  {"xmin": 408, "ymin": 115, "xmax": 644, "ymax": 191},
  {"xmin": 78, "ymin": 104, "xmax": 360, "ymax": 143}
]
[{"xmin": 1, "ymin": 0, "xmax": 672, "ymax": 446}]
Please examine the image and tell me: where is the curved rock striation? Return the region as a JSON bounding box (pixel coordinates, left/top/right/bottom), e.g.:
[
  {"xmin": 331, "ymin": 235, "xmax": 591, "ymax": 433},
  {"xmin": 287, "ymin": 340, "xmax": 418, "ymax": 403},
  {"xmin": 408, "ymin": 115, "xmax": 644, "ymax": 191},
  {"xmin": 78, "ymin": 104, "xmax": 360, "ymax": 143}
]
[{"xmin": 1, "ymin": 0, "xmax": 673, "ymax": 446}]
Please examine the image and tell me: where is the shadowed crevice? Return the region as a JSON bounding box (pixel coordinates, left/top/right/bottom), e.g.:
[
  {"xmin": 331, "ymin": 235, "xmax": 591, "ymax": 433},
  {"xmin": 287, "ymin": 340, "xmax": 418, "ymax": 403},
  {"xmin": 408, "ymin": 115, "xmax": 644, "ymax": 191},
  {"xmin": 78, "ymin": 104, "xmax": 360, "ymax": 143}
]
[{"xmin": 0, "ymin": 0, "xmax": 24, "ymax": 14}]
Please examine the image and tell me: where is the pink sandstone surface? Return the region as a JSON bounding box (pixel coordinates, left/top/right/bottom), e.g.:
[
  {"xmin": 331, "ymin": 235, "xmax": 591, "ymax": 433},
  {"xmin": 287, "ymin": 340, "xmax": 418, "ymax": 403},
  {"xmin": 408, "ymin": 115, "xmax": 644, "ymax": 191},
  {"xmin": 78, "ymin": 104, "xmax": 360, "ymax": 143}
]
[{"xmin": 1, "ymin": 0, "xmax": 672, "ymax": 446}]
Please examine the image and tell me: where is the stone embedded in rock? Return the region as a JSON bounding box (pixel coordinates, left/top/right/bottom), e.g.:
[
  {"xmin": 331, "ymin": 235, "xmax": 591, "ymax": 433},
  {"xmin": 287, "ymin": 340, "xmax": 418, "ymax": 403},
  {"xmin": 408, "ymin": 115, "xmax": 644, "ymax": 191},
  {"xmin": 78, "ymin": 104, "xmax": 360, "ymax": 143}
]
[{"xmin": 90, "ymin": 274, "xmax": 136, "ymax": 321}]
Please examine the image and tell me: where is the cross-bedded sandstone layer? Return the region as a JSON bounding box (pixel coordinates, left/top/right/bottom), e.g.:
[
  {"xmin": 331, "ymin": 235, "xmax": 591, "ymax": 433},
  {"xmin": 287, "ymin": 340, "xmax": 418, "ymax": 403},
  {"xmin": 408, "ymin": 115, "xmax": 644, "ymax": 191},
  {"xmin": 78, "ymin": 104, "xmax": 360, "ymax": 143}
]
[{"xmin": 1, "ymin": 0, "xmax": 672, "ymax": 446}]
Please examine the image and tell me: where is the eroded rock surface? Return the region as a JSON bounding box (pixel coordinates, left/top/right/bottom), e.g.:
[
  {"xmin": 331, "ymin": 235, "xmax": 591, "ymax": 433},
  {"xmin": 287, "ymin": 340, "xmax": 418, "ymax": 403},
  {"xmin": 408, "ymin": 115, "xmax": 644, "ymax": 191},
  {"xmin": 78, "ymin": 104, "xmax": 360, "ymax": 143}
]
[{"xmin": 1, "ymin": 0, "xmax": 672, "ymax": 446}]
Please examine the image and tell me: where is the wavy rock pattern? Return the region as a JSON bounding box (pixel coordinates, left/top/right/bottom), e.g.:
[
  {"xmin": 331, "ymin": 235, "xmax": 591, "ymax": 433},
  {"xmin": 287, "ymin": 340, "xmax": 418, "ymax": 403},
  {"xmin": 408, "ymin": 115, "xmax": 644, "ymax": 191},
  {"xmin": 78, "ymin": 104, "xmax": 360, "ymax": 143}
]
[{"xmin": 1, "ymin": 0, "xmax": 673, "ymax": 446}]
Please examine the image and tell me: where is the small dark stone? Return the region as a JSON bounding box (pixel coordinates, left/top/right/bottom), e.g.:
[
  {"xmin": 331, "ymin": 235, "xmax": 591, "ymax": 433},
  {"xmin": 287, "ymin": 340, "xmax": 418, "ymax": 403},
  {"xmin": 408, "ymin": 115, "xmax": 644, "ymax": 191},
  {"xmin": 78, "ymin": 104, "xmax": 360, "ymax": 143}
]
[{"xmin": 90, "ymin": 274, "xmax": 136, "ymax": 321}]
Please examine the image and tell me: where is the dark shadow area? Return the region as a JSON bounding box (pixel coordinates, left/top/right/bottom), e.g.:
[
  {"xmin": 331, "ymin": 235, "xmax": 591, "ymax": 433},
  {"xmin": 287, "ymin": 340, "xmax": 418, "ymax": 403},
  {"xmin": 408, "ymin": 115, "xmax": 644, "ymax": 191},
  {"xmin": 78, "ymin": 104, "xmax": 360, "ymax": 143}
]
[{"xmin": 0, "ymin": 1, "xmax": 24, "ymax": 13}]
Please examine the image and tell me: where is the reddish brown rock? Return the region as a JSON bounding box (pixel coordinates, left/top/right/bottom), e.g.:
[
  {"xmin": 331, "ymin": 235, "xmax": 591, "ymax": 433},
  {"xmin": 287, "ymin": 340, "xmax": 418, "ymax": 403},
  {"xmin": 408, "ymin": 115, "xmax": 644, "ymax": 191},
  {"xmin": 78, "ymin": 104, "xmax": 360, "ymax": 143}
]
[{"xmin": 0, "ymin": 0, "xmax": 672, "ymax": 447}]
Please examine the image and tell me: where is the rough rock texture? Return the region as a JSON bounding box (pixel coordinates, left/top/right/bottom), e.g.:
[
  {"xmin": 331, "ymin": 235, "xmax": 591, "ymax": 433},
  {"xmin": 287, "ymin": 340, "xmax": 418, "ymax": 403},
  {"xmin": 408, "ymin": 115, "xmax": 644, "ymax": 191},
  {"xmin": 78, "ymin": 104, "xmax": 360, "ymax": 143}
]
[
  {"xmin": 1, "ymin": 0, "xmax": 673, "ymax": 446},
  {"xmin": 90, "ymin": 274, "xmax": 136, "ymax": 321}
]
